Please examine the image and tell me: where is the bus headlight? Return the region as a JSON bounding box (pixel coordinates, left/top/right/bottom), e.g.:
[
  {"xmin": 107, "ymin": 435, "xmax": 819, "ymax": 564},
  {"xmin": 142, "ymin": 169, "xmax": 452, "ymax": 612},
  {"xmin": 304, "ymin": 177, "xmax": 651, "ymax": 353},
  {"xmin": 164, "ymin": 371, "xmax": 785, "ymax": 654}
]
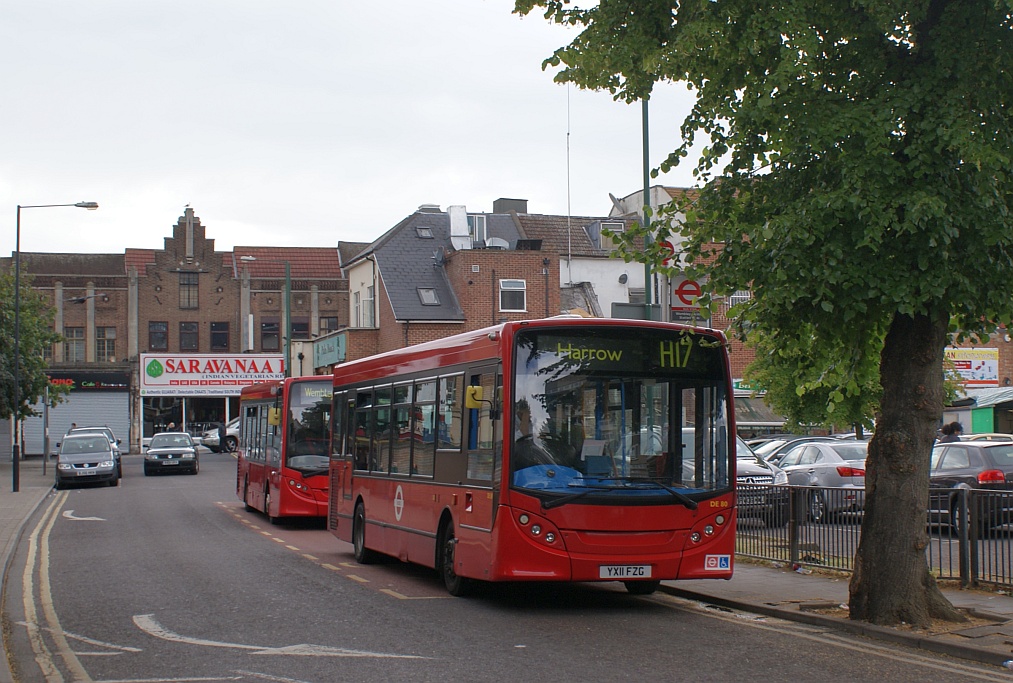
[
  {"xmin": 704, "ymin": 525, "xmax": 715, "ymax": 536},
  {"xmin": 531, "ymin": 525, "xmax": 542, "ymax": 536},
  {"xmin": 690, "ymin": 532, "xmax": 702, "ymax": 543},
  {"xmin": 545, "ymin": 532, "xmax": 556, "ymax": 543}
]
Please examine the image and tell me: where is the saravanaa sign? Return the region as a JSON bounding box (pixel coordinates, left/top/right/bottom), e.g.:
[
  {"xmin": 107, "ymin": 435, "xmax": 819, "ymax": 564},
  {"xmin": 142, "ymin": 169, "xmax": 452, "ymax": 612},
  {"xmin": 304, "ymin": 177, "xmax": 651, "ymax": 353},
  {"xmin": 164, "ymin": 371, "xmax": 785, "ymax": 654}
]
[
  {"xmin": 945, "ymin": 347, "xmax": 999, "ymax": 388},
  {"xmin": 140, "ymin": 354, "xmax": 285, "ymax": 397}
]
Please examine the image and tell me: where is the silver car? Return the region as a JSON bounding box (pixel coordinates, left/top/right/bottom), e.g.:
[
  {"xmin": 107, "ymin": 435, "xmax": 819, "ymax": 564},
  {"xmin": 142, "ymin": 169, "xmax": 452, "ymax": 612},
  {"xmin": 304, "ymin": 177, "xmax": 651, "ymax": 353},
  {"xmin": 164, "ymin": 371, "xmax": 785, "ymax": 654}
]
[
  {"xmin": 55, "ymin": 434, "xmax": 119, "ymax": 489},
  {"xmin": 68, "ymin": 425, "xmax": 123, "ymax": 479},
  {"xmin": 776, "ymin": 440, "xmax": 869, "ymax": 522},
  {"xmin": 200, "ymin": 417, "xmax": 239, "ymax": 453}
]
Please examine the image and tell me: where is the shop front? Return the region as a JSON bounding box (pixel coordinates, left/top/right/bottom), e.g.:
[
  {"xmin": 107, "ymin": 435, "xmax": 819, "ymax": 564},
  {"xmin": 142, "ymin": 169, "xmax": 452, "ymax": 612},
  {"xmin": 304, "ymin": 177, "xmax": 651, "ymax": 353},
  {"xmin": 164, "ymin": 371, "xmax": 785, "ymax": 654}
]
[
  {"xmin": 22, "ymin": 370, "xmax": 132, "ymax": 457},
  {"xmin": 139, "ymin": 353, "xmax": 284, "ymax": 444}
]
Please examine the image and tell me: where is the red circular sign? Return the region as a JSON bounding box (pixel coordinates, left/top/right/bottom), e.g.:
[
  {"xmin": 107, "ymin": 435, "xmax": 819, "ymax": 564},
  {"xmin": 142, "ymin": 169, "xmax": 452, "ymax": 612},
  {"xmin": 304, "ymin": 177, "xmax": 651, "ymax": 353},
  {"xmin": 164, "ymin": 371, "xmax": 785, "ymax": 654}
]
[
  {"xmin": 660, "ymin": 240, "xmax": 676, "ymax": 266},
  {"xmin": 674, "ymin": 279, "xmax": 702, "ymax": 307}
]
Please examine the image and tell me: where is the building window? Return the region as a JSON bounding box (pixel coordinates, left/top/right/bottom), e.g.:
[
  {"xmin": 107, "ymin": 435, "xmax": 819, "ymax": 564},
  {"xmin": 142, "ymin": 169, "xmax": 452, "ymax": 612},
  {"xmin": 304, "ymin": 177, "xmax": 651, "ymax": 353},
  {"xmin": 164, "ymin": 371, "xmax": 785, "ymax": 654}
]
[
  {"xmin": 320, "ymin": 316, "xmax": 339, "ymax": 335},
  {"xmin": 261, "ymin": 317, "xmax": 280, "ymax": 351},
  {"xmin": 149, "ymin": 321, "xmax": 168, "ymax": 351},
  {"xmin": 211, "ymin": 322, "xmax": 229, "ymax": 351},
  {"xmin": 64, "ymin": 327, "xmax": 85, "ymax": 363},
  {"xmin": 467, "ymin": 215, "xmax": 487, "ymax": 245},
  {"xmin": 180, "ymin": 322, "xmax": 199, "ymax": 351},
  {"xmin": 96, "ymin": 327, "xmax": 116, "ymax": 362},
  {"xmin": 291, "ymin": 316, "xmax": 310, "ymax": 341},
  {"xmin": 179, "ymin": 272, "xmax": 199, "ymax": 309},
  {"xmin": 355, "ymin": 286, "xmax": 375, "ymax": 328},
  {"xmin": 499, "ymin": 279, "xmax": 526, "ymax": 312},
  {"xmin": 418, "ymin": 288, "xmax": 439, "ymax": 305},
  {"xmin": 600, "ymin": 221, "xmax": 625, "ymax": 251},
  {"xmin": 415, "ymin": 226, "xmax": 433, "ymax": 238}
]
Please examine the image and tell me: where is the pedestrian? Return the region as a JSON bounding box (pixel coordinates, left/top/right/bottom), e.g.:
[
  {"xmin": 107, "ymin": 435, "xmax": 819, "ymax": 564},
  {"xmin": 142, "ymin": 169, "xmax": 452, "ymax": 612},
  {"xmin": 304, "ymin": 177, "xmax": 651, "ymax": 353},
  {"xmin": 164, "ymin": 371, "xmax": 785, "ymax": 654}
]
[
  {"xmin": 166, "ymin": 421, "xmax": 176, "ymax": 432},
  {"xmin": 217, "ymin": 421, "xmax": 227, "ymax": 448},
  {"xmin": 66, "ymin": 422, "xmax": 77, "ymax": 435},
  {"xmin": 937, "ymin": 421, "xmax": 962, "ymax": 443}
]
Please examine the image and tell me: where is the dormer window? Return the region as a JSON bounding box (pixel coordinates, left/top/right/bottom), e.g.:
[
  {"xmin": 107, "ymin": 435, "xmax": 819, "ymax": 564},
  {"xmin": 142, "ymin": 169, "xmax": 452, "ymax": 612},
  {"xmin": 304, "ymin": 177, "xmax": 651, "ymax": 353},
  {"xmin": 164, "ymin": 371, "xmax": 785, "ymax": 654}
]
[
  {"xmin": 416, "ymin": 227, "xmax": 434, "ymax": 238},
  {"xmin": 467, "ymin": 215, "xmax": 487, "ymax": 245}
]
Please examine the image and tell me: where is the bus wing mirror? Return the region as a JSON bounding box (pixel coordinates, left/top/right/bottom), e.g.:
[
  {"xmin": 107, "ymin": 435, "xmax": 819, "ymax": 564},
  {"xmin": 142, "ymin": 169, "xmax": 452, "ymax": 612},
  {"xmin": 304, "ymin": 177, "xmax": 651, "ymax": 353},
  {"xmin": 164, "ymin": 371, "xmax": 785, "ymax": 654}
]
[
  {"xmin": 268, "ymin": 407, "xmax": 282, "ymax": 426},
  {"xmin": 465, "ymin": 386, "xmax": 483, "ymax": 409}
]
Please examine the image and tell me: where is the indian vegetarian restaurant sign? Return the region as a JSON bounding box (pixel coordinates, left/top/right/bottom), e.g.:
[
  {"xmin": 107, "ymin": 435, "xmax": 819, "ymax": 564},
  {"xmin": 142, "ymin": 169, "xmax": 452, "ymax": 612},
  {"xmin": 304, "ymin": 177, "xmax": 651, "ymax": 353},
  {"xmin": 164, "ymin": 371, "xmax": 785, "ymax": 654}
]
[
  {"xmin": 139, "ymin": 353, "xmax": 285, "ymax": 397},
  {"xmin": 944, "ymin": 347, "xmax": 999, "ymax": 388}
]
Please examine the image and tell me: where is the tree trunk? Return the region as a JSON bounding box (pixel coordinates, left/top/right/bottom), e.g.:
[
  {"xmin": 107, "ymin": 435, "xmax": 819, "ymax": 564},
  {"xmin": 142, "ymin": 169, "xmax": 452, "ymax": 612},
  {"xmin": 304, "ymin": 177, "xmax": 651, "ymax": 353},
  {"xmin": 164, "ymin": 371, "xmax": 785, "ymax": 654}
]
[{"xmin": 849, "ymin": 312, "xmax": 965, "ymax": 626}]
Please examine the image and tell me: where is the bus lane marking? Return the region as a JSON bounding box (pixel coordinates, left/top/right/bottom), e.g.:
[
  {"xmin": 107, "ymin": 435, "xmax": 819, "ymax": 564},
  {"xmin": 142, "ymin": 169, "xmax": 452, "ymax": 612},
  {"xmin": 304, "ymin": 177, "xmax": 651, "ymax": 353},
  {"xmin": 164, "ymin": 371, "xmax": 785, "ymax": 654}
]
[{"xmin": 133, "ymin": 615, "xmax": 430, "ymax": 659}]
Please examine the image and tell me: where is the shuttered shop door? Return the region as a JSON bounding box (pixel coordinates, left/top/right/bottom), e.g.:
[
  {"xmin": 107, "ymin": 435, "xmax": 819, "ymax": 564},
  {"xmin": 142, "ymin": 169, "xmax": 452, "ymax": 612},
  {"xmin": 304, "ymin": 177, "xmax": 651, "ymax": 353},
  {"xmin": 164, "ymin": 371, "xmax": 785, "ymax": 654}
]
[{"xmin": 24, "ymin": 393, "xmax": 130, "ymax": 456}]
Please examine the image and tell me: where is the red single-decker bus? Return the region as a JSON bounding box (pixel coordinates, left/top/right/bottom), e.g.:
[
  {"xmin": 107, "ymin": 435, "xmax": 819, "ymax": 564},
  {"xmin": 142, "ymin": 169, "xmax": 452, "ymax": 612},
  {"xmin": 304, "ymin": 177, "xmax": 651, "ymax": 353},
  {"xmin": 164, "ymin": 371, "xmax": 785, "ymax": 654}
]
[
  {"xmin": 237, "ymin": 376, "xmax": 332, "ymax": 522},
  {"xmin": 328, "ymin": 318, "xmax": 736, "ymax": 594}
]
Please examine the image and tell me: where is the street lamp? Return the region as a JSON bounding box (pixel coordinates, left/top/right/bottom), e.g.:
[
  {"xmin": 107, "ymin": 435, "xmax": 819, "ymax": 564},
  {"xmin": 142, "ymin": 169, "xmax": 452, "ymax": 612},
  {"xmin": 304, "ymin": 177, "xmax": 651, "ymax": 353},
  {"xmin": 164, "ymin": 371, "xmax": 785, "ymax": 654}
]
[
  {"xmin": 239, "ymin": 255, "xmax": 291, "ymax": 377},
  {"xmin": 12, "ymin": 201, "xmax": 99, "ymax": 492}
]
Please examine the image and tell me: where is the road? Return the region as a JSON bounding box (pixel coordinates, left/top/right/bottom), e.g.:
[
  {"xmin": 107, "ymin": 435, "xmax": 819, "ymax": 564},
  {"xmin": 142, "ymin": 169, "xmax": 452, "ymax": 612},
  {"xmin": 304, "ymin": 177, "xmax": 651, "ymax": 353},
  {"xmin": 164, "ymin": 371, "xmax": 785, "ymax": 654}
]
[{"xmin": 3, "ymin": 451, "xmax": 1006, "ymax": 682}]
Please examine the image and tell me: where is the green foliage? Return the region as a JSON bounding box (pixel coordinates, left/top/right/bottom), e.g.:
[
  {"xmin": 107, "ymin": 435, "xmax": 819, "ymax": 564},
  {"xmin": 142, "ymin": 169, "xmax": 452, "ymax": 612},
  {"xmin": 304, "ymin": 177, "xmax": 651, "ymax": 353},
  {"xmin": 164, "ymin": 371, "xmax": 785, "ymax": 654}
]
[
  {"xmin": 517, "ymin": 0, "xmax": 1013, "ymax": 429},
  {"xmin": 0, "ymin": 270, "xmax": 69, "ymax": 420}
]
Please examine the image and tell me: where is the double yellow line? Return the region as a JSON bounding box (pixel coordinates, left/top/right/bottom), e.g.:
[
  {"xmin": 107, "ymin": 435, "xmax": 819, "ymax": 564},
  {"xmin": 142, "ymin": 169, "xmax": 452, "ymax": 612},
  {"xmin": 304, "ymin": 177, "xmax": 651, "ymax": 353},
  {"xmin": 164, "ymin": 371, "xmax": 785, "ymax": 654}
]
[{"xmin": 20, "ymin": 491, "xmax": 92, "ymax": 683}]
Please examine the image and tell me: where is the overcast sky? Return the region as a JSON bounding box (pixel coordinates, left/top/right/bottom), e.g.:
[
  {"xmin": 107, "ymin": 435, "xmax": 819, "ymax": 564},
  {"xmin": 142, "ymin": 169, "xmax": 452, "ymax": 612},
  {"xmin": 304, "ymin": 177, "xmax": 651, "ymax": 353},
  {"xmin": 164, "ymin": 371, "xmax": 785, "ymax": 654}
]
[{"xmin": 1, "ymin": 1, "xmax": 698, "ymax": 256}]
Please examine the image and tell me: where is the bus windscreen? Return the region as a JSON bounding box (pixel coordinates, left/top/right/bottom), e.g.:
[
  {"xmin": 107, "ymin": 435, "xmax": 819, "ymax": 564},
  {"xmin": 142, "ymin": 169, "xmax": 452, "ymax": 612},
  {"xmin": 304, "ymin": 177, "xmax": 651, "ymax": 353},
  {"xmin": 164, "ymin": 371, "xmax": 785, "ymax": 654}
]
[
  {"xmin": 286, "ymin": 379, "xmax": 332, "ymax": 474},
  {"xmin": 512, "ymin": 328, "xmax": 731, "ymax": 499}
]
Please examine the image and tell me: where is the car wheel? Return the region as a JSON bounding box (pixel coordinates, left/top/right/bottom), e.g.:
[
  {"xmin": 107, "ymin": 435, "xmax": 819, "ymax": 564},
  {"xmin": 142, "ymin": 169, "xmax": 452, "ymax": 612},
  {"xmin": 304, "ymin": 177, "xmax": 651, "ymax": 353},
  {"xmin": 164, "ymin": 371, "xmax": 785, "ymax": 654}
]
[
  {"xmin": 54, "ymin": 480, "xmax": 63, "ymax": 491},
  {"xmin": 224, "ymin": 436, "xmax": 238, "ymax": 453},
  {"xmin": 191, "ymin": 460, "xmax": 200, "ymax": 475},
  {"xmin": 208, "ymin": 446, "xmax": 221, "ymax": 453},
  {"xmin": 144, "ymin": 467, "xmax": 152, "ymax": 476},
  {"xmin": 108, "ymin": 477, "xmax": 119, "ymax": 487}
]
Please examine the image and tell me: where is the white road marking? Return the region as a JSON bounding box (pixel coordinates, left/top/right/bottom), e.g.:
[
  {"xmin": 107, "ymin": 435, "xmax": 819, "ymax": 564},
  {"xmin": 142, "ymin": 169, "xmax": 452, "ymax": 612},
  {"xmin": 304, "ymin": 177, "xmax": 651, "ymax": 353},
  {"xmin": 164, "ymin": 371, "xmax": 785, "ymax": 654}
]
[
  {"xmin": 16, "ymin": 621, "xmax": 143, "ymax": 653},
  {"xmin": 233, "ymin": 671, "xmax": 314, "ymax": 683},
  {"xmin": 61, "ymin": 510, "xmax": 106, "ymax": 521},
  {"xmin": 133, "ymin": 615, "xmax": 430, "ymax": 659}
]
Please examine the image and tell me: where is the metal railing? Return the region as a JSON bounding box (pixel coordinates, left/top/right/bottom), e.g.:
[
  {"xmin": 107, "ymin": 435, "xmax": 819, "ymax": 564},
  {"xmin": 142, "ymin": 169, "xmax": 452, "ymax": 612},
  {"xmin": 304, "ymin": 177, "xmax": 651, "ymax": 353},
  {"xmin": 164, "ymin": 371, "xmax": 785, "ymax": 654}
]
[{"xmin": 735, "ymin": 484, "xmax": 1013, "ymax": 589}]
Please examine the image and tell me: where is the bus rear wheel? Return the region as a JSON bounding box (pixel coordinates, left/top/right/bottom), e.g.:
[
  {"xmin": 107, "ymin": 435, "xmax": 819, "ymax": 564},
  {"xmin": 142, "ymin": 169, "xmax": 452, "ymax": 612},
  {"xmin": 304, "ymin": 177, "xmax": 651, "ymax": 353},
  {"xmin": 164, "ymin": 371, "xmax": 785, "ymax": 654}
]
[
  {"xmin": 438, "ymin": 522, "xmax": 472, "ymax": 597},
  {"xmin": 243, "ymin": 478, "xmax": 254, "ymax": 512},
  {"xmin": 624, "ymin": 580, "xmax": 660, "ymax": 595},
  {"xmin": 352, "ymin": 503, "xmax": 379, "ymax": 564}
]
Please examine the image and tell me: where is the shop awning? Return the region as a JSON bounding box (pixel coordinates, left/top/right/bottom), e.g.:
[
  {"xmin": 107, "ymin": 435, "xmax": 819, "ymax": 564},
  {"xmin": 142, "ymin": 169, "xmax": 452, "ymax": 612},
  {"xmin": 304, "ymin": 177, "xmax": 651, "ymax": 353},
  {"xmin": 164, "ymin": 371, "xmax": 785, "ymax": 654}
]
[{"xmin": 734, "ymin": 396, "xmax": 785, "ymax": 427}]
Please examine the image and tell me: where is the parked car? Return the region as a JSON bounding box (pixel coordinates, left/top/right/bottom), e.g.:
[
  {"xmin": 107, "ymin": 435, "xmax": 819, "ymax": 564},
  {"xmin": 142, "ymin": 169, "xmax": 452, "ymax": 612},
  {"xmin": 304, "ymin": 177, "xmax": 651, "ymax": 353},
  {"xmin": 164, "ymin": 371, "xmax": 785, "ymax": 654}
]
[
  {"xmin": 144, "ymin": 432, "xmax": 200, "ymax": 475},
  {"xmin": 55, "ymin": 434, "xmax": 119, "ymax": 489},
  {"xmin": 754, "ymin": 435, "xmax": 839, "ymax": 466},
  {"xmin": 68, "ymin": 426, "xmax": 123, "ymax": 479},
  {"xmin": 962, "ymin": 433, "xmax": 1013, "ymax": 442},
  {"xmin": 776, "ymin": 440, "xmax": 869, "ymax": 522},
  {"xmin": 929, "ymin": 441, "xmax": 1013, "ymax": 533},
  {"xmin": 736, "ymin": 438, "xmax": 790, "ymax": 526},
  {"xmin": 200, "ymin": 417, "xmax": 239, "ymax": 453}
]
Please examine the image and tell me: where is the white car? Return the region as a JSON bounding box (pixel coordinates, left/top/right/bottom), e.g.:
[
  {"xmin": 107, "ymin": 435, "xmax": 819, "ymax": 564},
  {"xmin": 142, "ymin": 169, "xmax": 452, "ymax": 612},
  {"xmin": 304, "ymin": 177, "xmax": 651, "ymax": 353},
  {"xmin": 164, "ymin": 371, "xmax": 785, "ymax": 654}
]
[{"xmin": 200, "ymin": 417, "xmax": 240, "ymax": 453}]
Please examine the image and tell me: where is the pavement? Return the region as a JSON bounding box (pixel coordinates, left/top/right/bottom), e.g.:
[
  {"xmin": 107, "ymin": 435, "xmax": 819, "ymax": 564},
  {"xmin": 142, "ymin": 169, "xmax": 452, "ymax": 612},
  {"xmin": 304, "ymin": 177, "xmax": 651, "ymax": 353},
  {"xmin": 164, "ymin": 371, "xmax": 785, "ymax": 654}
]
[{"xmin": 3, "ymin": 457, "xmax": 1013, "ymax": 680}]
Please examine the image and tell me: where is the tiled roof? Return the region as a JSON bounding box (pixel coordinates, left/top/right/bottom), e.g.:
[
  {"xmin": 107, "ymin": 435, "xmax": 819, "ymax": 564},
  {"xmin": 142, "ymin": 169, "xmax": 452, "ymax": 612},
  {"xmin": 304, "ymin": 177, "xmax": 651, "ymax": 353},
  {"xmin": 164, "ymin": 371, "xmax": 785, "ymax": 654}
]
[
  {"xmin": 124, "ymin": 249, "xmax": 156, "ymax": 276},
  {"xmin": 516, "ymin": 214, "xmax": 638, "ymax": 256},
  {"xmin": 231, "ymin": 247, "xmax": 342, "ymax": 279}
]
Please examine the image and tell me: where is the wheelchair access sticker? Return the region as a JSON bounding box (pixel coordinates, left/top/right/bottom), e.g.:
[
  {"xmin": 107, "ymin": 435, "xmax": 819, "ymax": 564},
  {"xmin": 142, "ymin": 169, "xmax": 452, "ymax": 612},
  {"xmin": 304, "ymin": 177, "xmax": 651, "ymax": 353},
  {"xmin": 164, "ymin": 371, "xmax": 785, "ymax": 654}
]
[{"xmin": 704, "ymin": 555, "xmax": 731, "ymax": 571}]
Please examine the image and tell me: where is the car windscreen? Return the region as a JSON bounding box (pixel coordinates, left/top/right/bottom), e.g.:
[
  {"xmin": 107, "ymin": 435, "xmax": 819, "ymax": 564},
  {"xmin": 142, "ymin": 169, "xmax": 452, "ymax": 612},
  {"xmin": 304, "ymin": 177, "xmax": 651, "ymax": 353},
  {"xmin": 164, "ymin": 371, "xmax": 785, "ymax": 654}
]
[{"xmin": 829, "ymin": 443, "xmax": 868, "ymax": 462}]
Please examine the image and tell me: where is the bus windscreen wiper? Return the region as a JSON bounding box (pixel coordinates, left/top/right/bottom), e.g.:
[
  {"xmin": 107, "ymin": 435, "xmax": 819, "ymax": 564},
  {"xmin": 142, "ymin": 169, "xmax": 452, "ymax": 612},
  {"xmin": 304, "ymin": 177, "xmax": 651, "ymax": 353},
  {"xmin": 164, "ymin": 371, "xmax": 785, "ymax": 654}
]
[
  {"xmin": 541, "ymin": 484, "xmax": 619, "ymax": 510},
  {"xmin": 624, "ymin": 478, "xmax": 699, "ymax": 510}
]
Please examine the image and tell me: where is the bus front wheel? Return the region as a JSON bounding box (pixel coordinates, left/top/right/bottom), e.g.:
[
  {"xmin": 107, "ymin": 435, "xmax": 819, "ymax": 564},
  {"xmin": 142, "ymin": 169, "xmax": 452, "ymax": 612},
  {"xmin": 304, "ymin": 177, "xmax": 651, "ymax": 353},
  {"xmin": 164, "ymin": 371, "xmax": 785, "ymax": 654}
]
[
  {"xmin": 438, "ymin": 521, "xmax": 473, "ymax": 597},
  {"xmin": 264, "ymin": 489, "xmax": 279, "ymax": 525},
  {"xmin": 353, "ymin": 503, "xmax": 379, "ymax": 564}
]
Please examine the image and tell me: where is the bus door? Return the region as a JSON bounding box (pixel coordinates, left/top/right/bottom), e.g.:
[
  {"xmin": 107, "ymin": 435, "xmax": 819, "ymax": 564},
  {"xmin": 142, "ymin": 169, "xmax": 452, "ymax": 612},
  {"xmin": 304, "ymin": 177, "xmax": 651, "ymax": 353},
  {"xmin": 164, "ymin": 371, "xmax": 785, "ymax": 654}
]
[{"xmin": 265, "ymin": 403, "xmax": 283, "ymax": 515}]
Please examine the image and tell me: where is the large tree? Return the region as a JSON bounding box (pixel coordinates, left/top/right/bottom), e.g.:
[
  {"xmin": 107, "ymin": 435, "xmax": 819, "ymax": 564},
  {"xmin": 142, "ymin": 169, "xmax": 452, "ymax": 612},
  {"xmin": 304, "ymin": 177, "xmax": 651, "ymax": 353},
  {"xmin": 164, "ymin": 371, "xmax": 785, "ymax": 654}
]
[
  {"xmin": 0, "ymin": 271, "xmax": 68, "ymax": 424},
  {"xmin": 516, "ymin": 0, "xmax": 1013, "ymax": 626}
]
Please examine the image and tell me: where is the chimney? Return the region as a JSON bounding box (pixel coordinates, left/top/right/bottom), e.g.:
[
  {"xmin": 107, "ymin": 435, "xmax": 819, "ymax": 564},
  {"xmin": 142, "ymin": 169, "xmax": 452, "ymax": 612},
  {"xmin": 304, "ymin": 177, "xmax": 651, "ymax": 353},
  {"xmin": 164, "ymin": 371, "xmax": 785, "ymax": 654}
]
[
  {"xmin": 448, "ymin": 205, "xmax": 471, "ymax": 250},
  {"xmin": 493, "ymin": 198, "xmax": 528, "ymax": 214}
]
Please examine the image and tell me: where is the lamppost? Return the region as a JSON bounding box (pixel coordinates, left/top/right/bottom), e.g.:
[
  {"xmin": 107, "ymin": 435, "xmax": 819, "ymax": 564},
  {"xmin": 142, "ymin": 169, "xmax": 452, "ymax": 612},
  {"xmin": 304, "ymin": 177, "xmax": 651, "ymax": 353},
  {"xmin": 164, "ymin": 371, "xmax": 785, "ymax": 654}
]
[
  {"xmin": 12, "ymin": 201, "xmax": 99, "ymax": 492},
  {"xmin": 240, "ymin": 255, "xmax": 291, "ymax": 377}
]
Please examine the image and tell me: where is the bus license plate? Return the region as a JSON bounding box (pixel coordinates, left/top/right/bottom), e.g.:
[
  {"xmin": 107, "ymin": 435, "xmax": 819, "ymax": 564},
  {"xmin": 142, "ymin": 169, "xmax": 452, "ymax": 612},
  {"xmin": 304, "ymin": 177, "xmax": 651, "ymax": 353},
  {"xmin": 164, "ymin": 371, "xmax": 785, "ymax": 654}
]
[{"xmin": 599, "ymin": 565, "xmax": 651, "ymax": 579}]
